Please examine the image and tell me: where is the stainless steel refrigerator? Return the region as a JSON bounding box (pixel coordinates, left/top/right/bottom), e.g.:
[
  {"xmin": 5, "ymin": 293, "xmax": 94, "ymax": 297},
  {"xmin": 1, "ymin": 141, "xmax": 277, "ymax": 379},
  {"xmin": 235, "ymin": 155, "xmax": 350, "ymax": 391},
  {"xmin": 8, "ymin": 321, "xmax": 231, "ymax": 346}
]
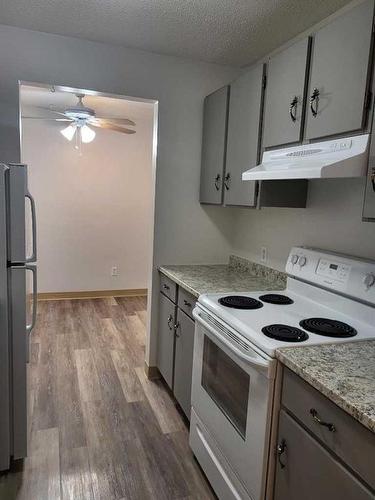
[{"xmin": 0, "ymin": 163, "xmax": 37, "ymax": 471}]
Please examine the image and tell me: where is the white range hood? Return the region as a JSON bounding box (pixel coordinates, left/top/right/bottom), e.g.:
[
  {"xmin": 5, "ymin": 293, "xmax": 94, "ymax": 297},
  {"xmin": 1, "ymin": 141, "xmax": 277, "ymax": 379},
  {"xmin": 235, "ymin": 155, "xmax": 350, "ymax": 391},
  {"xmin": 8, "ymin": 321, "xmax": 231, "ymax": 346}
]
[{"xmin": 242, "ymin": 134, "xmax": 370, "ymax": 181}]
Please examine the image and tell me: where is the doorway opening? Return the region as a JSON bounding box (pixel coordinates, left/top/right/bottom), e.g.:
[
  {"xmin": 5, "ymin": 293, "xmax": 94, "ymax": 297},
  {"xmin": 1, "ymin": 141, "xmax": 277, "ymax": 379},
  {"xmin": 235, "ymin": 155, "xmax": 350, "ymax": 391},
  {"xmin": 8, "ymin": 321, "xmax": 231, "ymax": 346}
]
[{"xmin": 20, "ymin": 82, "xmax": 157, "ymax": 306}]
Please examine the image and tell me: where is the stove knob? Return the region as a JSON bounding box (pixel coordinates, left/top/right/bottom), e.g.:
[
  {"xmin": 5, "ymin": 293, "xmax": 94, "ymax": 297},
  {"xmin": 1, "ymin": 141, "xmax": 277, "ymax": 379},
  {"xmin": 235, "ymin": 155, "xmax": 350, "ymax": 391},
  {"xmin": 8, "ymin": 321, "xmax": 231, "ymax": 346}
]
[
  {"xmin": 291, "ymin": 254, "xmax": 299, "ymax": 265},
  {"xmin": 363, "ymin": 273, "xmax": 375, "ymax": 288},
  {"xmin": 298, "ymin": 256, "xmax": 307, "ymax": 267}
]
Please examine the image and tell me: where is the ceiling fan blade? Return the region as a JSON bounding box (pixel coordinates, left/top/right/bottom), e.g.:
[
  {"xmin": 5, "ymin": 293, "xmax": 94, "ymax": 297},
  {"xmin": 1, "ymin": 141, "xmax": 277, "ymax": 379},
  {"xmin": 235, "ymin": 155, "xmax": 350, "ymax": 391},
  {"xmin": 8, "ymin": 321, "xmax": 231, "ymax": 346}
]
[
  {"xmin": 88, "ymin": 119, "xmax": 136, "ymax": 134},
  {"xmin": 22, "ymin": 116, "xmax": 73, "ymax": 122},
  {"xmin": 94, "ymin": 117, "xmax": 136, "ymax": 126},
  {"xmin": 30, "ymin": 106, "xmax": 68, "ymax": 117}
]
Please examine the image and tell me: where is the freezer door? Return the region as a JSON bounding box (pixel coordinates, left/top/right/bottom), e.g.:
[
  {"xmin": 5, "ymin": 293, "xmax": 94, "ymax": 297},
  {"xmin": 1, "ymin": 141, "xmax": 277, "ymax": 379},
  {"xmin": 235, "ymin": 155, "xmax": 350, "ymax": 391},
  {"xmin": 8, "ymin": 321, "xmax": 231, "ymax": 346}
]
[
  {"xmin": 9, "ymin": 266, "xmax": 28, "ymax": 460},
  {"xmin": 0, "ymin": 165, "xmax": 11, "ymax": 471},
  {"xmin": 8, "ymin": 164, "xmax": 37, "ymax": 264}
]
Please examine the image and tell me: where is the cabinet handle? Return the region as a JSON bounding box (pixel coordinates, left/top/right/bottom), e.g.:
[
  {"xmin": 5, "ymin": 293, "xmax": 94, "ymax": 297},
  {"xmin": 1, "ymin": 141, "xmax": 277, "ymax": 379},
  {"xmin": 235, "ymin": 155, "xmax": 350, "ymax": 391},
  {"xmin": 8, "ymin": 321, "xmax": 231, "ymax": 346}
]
[
  {"xmin": 277, "ymin": 439, "xmax": 287, "ymax": 469},
  {"xmin": 310, "ymin": 408, "xmax": 336, "ymax": 432},
  {"xmin": 174, "ymin": 321, "xmax": 180, "ymax": 337},
  {"xmin": 310, "ymin": 87, "xmax": 320, "ymax": 117},
  {"xmin": 370, "ymin": 168, "xmax": 375, "ymax": 192},
  {"xmin": 183, "ymin": 299, "xmax": 192, "ymax": 308},
  {"xmin": 167, "ymin": 314, "xmax": 173, "ymax": 331},
  {"xmin": 214, "ymin": 174, "xmax": 221, "ymax": 191},
  {"xmin": 163, "ymin": 283, "xmax": 170, "ymax": 291},
  {"xmin": 224, "ymin": 172, "xmax": 231, "ymax": 190},
  {"xmin": 289, "ymin": 96, "xmax": 298, "ymax": 122}
]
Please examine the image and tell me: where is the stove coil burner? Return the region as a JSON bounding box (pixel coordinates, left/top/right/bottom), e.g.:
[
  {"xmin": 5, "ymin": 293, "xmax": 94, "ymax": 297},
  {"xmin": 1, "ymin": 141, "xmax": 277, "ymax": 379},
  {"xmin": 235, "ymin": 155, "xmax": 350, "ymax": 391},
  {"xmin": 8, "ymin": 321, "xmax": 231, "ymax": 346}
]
[
  {"xmin": 218, "ymin": 296, "xmax": 263, "ymax": 310},
  {"xmin": 299, "ymin": 318, "xmax": 357, "ymax": 338},
  {"xmin": 259, "ymin": 294, "xmax": 294, "ymax": 305},
  {"xmin": 262, "ymin": 324, "xmax": 308, "ymax": 342}
]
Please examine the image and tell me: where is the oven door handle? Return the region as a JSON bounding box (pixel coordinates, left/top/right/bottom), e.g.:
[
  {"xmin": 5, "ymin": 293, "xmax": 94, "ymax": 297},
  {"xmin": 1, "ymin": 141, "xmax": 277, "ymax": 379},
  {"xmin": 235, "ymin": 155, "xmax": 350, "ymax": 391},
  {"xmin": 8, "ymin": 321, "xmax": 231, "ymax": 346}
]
[{"xmin": 194, "ymin": 309, "xmax": 272, "ymax": 374}]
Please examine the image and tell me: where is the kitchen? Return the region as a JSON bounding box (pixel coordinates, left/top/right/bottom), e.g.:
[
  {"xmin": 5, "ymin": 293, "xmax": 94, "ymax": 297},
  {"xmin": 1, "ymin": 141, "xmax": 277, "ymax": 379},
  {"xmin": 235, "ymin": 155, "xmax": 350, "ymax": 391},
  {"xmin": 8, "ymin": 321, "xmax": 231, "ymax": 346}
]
[{"xmin": 0, "ymin": 0, "xmax": 375, "ymax": 499}]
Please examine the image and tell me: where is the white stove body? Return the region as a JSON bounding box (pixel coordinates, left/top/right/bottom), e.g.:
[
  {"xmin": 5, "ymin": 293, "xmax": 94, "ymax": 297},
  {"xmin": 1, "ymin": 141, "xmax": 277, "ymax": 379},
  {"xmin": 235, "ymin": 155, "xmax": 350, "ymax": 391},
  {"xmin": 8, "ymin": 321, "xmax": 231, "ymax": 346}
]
[{"xmin": 189, "ymin": 247, "xmax": 375, "ymax": 500}]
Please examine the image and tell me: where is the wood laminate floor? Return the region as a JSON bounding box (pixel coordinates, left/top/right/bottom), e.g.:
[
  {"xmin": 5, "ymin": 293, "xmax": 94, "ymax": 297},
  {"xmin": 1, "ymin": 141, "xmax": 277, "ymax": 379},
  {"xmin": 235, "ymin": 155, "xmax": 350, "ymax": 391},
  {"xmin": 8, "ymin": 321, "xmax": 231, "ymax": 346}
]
[{"xmin": 0, "ymin": 297, "xmax": 215, "ymax": 500}]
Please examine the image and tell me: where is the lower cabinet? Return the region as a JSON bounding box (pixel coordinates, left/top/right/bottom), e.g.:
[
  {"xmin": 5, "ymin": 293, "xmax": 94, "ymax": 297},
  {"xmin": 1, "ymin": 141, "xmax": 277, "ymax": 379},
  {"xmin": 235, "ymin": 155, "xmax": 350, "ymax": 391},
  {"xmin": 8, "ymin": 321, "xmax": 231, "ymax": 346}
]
[
  {"xmin": 157, "ymin": 277, "xmax": 196, "ymax": 420},
  {"xmin": 275, "ymin": 410, "xmax": 373, "ymax": 500},
  {"xmin": 157, "ymin": 292, "xmax": 175, "ymax": 389},
  {"xmin": 274, "ymin": 368, "xmax": 375, "ymax": 499},
  {"xmin": 173, "ymin": 309, "xmax": 195, "ymax": 419}
]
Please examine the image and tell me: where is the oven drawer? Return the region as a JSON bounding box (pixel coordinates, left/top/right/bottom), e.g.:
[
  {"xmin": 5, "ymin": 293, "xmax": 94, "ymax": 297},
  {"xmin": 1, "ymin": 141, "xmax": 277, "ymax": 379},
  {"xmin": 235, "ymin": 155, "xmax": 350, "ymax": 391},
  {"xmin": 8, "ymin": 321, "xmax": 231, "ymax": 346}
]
[
  {"xmin": 159, "ymin": 273, "xmax": 177, "ymax": 303},
  {"xmin": 178, "ymin": 288, "xmax": 196, "ymax": 318},
  {"xmin": 281, "ymin": 367, "xmax": 375, "ymax": 490}
]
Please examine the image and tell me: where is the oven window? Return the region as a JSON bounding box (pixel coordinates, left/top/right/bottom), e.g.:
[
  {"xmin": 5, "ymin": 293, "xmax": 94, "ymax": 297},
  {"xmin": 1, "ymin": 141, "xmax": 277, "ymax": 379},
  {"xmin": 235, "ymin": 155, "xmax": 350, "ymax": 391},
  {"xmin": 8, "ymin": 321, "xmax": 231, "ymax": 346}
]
[{"xmin": 201, "ymin": 335, "xmax": 249, "ymax": 439}]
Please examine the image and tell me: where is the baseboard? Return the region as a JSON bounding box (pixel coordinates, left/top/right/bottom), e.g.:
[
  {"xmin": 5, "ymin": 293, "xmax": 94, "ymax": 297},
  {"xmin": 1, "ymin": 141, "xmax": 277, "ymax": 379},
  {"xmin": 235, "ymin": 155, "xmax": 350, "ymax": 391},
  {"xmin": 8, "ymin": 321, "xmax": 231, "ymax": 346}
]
[
  {"xmin": 144, "ymin": 361, "xmax": 160, "ymax": 380},
  {"xmin": 37, "ymin": 288, "xmax": 147, "ymax": 301}
]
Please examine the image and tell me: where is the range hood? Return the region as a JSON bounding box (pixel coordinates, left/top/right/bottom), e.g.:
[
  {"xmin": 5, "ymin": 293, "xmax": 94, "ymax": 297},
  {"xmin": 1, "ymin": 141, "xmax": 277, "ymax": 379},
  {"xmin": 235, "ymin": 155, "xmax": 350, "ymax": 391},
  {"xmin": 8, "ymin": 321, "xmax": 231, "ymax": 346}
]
[{"xmin": 242, "ymin": 134, "xmax": 369, "ymax": 181}]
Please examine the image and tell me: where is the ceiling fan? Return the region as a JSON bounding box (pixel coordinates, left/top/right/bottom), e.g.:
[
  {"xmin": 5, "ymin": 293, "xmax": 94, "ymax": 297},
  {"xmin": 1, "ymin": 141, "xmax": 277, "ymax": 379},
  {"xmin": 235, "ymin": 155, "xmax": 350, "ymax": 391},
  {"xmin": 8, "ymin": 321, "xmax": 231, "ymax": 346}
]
[{"xmin": 22, "ymin": 93, "xmax": 136, "ymax": 146}]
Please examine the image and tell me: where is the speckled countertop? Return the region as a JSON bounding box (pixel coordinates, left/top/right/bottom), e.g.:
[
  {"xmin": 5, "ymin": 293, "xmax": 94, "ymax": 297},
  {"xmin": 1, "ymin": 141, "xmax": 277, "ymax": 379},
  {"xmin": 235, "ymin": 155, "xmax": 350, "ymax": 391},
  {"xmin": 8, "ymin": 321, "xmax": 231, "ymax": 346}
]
[
  {"xmin": 159, "ymin": 255, "xmax": 287, "ymax": 298},
  {"xmin": 277, "ymin": 341, "xmax": 375, "ymax": 434}
]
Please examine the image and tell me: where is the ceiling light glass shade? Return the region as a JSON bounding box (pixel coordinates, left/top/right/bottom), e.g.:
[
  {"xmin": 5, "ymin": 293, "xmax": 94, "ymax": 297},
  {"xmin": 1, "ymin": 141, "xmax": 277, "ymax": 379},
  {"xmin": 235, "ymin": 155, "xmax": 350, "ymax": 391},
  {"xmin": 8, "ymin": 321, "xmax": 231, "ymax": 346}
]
[
  {"xmin": 80, "ymin": 125, "xmax": 96, "ymax": 143},
  {"xmin": 60, "ymin": 124, "xmax": 76, "ymax": 141}
]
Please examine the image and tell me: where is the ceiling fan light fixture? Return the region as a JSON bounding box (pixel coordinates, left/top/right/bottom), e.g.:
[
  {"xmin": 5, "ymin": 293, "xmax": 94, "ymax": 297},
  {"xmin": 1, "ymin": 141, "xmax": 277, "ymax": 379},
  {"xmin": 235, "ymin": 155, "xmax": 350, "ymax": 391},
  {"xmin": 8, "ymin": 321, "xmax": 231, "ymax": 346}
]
[
  {"xmin": 80, "ymin": 124, "xmax": 96, "ymax": 143},
  {"xmin": 60, "ymin": 124, "xmax": 76, "ymax": 141}
]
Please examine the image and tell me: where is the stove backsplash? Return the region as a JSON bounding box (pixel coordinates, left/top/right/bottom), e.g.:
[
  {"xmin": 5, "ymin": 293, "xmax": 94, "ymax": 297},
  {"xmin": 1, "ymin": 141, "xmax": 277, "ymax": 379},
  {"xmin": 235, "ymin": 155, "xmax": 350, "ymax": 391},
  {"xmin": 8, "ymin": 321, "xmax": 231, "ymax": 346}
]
[{"xmin": 228, "ymin": 255, "xmax": 287, "ymax": 289}]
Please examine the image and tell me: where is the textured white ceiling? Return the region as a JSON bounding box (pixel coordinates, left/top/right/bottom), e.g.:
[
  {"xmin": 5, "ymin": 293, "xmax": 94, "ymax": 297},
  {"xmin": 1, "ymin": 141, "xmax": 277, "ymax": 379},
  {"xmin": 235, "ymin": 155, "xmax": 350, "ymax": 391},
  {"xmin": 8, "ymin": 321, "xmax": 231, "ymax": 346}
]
[{"xmin": 0, "ymin": 0, "xmax": 352, "ymax": 66}]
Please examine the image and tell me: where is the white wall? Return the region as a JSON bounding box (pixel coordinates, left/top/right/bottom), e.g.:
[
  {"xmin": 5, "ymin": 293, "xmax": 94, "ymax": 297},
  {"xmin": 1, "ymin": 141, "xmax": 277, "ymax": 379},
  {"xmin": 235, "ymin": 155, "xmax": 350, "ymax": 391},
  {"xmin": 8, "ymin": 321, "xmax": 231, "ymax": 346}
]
[
  {"xmin": 0, "ymin": 24, "xmax": 239, "ymax": 365},
  {"xmin": 231, "ymin": 178, "xmax": 375, "ymax": 271},
  {"xmin": 22, "ymin": 111, "xmax": 154, "ymax": 293}
]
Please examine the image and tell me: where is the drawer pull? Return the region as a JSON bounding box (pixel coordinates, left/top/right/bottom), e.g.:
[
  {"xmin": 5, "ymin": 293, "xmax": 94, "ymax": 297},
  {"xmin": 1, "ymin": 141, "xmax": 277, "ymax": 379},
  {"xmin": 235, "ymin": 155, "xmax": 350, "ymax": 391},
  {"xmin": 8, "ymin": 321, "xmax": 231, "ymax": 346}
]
[
  {"xmin": 163, "ymin": 284, "xmax": 170, "ymax": 291},
  {"xmin": 277, "ymin": 439, "xmax": 287, "ymax": 469},
  {"xmin": 310, "ymin": 408, "xmax": 336, "ymax": 432},
  {"xmin": 183, "ymin": 299, "xmax": 192, "ymax": 307}
]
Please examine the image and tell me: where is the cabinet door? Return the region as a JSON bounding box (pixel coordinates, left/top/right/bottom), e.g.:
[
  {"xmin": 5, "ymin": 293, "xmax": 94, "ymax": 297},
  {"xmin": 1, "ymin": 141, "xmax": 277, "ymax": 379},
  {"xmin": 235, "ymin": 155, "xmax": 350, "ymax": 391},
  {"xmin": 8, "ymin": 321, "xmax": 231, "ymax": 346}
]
[
  {"xmin": 200, "ymin": 86, "xmax": 229, "ymax": 204},
  {"xmin": 363, "ymin": 157, "xmax": 375, "ymax": 220},
  {"xmin": 224, "ymin": 65, "xmax": 264, "ymax": 207},
  {"xmin": 305, "ymin": 0, "xmax": 374, "ymax": 140},
  {"xmin": 173, "ymin": 309, "xmax": 195, "ymax": 419},
  {"xmin": 157, "ymin": 293, "xmax": 175, "ymax": 389},
  {"xmin": 263, "ymin": 38, "xmax": 310, "ymax": 148},
  {"xmin": 274, "ymin": 410, "xmax": 373, "ymax": 500}
]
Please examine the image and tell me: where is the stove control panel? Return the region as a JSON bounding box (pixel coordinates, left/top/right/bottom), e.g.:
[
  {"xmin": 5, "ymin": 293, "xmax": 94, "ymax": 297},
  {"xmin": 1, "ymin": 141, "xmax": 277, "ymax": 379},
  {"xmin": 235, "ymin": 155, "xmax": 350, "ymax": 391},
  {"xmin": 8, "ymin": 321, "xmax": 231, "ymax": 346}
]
[
  {"xmin": 286, "ymin": 247, "xmax": 375, "ymax": 305},
  {"xmin": 316, "ymin": 259, "xmax": 351, "ymax": 284}
]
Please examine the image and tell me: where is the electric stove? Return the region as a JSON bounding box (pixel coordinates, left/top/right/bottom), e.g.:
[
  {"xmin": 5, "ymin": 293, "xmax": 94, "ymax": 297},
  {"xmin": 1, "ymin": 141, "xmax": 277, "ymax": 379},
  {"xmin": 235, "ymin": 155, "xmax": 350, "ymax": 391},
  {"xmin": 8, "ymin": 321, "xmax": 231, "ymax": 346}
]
[{"xmin": 198, "ymin": 247, "xmax": 375, "ymax": 357}]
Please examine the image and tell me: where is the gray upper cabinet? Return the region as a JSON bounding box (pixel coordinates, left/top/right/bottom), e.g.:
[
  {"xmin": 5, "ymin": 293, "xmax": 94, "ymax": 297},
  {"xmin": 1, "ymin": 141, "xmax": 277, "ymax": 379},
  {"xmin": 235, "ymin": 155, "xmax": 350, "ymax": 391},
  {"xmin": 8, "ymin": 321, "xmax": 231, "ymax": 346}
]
[
  {"xmin": 305, "ymin": 0, "xmax": 374, "ymax": 140},
  {"xmin": 173, "ymin": 309, "xmax": 195, "ymax": 419},
  {"xmin": 157, "ymin": 293, "xmax": 175, "ymax": 389},
  {"xmin": 224, "ymin": 65, "xmax": 264, "ymax": 207},
  {"xmin": 200, "ymin": 86, "xmax": 229, "ymax": 204},
  {"xmin": 263, "ymin": 38, "xmax": 310, "ymax": 149}
]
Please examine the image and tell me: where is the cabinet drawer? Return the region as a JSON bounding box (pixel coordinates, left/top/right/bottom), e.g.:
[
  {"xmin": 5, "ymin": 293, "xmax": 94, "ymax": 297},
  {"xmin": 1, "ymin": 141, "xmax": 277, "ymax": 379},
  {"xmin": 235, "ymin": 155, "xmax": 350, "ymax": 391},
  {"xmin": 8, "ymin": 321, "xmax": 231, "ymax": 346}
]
[
  {"xmin": 159, "ymin": 274, "xmax": 177, "ymax": 303},
  {"xmin": 177, "ymin": 288, "xmax": 196, "ymax": 318},
  {"xmin": 282, "ymin": 368, "xmax": 375, "ymax": 490}
]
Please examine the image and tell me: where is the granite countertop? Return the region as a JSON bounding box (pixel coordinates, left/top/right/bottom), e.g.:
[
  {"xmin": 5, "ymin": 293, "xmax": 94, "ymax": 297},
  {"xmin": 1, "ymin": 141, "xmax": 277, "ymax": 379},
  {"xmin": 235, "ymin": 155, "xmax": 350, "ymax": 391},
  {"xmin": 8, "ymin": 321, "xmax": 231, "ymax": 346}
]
[
  {"xmin": 277, "ymin": 341, "xmax": 375, "ymax": 434},
  {"xmin": 159, "ymin": 255, "xmax": 287, "ymax": 298}
]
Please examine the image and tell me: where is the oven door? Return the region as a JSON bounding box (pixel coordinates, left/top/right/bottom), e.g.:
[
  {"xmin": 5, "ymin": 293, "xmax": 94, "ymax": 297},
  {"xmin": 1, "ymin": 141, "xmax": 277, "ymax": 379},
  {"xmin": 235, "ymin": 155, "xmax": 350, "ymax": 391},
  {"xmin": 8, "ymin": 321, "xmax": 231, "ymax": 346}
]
[{"xmin": 191, "ymin": 305, "xmax": 276, "ymax": 500}]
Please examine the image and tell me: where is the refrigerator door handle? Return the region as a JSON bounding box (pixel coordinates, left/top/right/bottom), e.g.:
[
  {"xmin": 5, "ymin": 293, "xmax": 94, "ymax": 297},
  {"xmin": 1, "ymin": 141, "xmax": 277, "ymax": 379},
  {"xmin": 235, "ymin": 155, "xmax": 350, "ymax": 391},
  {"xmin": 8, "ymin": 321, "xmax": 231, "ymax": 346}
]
[
  {"xmin": 25, "ymin": 264, "xmax": 37, "ymax": 335},
  {"xmin": 25, "ymin": 191, "xmax": 37, "ymax": 263}
]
